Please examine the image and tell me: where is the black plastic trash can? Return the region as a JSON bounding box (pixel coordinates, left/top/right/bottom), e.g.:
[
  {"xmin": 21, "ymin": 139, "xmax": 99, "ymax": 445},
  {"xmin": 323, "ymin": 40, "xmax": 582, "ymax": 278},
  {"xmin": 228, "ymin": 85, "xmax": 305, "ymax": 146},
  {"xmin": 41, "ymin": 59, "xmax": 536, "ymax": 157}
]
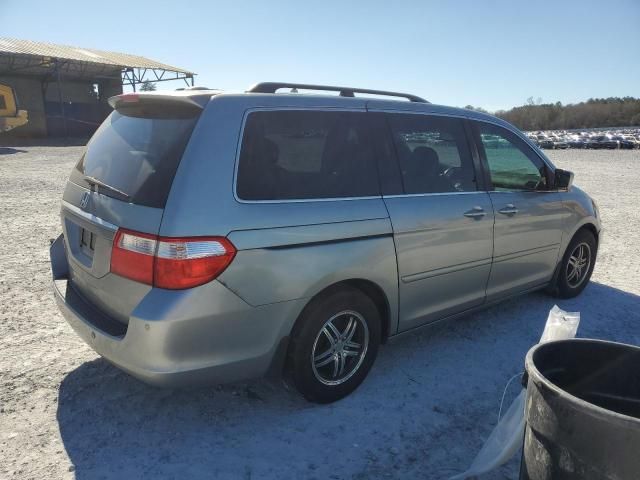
[{"xmin": 521, "ymin": 339, "xmax": 640, "ymax": 480}]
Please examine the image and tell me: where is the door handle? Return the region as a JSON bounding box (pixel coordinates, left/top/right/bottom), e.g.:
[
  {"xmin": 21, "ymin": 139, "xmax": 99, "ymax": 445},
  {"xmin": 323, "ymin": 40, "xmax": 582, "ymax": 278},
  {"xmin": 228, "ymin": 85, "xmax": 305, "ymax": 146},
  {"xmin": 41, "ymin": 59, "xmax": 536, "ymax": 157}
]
[
  {"xmin": 464, "ymin": 206, "xmax": 487, "ymax": 219},
  {"xmin": 498, "ymin": 204, "xmax": 519, "ymax": 215}
]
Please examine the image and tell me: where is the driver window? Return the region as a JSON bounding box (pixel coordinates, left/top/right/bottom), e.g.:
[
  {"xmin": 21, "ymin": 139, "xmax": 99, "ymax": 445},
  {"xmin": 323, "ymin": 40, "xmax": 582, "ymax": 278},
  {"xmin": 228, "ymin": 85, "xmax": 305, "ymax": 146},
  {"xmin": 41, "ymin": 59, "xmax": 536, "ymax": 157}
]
[
  {"xmin": 387, "ymin": 114, "xmax": 477, "ymax": 194},
  {"xmin": 478, "ymin": 123, "xmax": 547, "ymax": 191}
]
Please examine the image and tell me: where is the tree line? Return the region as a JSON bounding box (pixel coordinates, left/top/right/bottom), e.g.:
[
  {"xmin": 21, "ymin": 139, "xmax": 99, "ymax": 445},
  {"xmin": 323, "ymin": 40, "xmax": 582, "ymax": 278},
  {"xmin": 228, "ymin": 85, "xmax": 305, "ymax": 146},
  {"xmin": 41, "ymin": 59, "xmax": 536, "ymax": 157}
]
[{"xmin": 465, "ymin": 97, "xmax": 640, "ymax": 131}]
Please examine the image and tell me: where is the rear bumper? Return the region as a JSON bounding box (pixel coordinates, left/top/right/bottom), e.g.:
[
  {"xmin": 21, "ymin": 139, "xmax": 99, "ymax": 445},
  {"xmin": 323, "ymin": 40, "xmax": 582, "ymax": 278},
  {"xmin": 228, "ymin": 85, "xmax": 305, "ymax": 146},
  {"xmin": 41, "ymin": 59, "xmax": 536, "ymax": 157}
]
[{"xmin": 50, "ymin": 234, "xmax": 303, "ymax": 387}]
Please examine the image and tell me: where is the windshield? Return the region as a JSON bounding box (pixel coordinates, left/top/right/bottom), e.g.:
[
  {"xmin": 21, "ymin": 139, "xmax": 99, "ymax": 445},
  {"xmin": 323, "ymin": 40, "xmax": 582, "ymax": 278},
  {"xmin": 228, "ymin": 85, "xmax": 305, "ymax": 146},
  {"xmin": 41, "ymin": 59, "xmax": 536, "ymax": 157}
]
[{"xmin": 72, "ymin": 111, "xmax": 198, "ymax": 208}]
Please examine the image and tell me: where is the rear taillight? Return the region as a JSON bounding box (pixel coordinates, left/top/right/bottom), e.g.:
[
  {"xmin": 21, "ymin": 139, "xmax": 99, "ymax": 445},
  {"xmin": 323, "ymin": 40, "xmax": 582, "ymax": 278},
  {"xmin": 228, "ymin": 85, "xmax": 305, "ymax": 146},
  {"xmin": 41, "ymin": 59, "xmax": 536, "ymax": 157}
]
[
  {"xmin": 111, "ymin": 229, "xmax": 156, "ymax": 284},
  {"xmin": 154, "ymin": 237, "xmax": 236, "ymax": 289},
  {"xmin": 110, "ymin": 229, "xmax": 236, "ymax": 290}
]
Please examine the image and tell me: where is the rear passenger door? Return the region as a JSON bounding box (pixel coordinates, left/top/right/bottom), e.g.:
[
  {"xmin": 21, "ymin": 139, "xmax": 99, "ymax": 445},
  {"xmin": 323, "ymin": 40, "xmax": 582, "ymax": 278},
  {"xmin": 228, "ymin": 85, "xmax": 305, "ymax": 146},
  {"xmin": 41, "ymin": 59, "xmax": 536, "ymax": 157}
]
[
  {"xmin": 472, "ymin": 121, "xmax": 564, "ymax": 300},
  {"xmin": 379, "ymin": 113, "xmax": 494, "ymax": 331}
]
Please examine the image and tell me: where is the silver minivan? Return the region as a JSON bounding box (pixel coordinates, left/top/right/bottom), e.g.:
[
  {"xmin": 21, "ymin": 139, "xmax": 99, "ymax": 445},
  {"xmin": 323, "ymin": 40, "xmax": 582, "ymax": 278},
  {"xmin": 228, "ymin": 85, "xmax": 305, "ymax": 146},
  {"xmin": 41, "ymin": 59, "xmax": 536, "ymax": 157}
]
[{"xmin": 50, "ymin": 83, "xmax": 601, "ymax": 403}]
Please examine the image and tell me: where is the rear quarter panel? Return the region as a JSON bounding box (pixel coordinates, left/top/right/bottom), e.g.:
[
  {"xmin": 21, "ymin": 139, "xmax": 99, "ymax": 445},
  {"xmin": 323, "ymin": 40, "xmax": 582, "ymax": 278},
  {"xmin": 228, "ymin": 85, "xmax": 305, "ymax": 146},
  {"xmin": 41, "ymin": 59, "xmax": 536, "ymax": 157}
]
[{"xmin": 219, "ymin": 225, "xmax": 399, "ymax": 335}]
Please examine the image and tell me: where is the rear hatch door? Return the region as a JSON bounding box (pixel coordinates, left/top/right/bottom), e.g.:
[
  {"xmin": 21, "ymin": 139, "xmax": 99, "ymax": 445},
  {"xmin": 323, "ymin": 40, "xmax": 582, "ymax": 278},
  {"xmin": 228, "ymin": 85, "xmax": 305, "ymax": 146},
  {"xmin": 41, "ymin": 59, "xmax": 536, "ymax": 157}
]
[{"xmin": 61, "ymin": 93, "xmax": 207, "ymax": 325}]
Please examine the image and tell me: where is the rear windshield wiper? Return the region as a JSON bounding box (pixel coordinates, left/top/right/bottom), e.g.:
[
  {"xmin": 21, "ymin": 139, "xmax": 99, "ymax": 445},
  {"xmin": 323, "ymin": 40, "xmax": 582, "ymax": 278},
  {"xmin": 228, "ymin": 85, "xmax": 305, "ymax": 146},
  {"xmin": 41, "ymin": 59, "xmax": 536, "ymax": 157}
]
[{"xmin": 84, "ymin": 175, "xmax": 131, "ymax": 201}]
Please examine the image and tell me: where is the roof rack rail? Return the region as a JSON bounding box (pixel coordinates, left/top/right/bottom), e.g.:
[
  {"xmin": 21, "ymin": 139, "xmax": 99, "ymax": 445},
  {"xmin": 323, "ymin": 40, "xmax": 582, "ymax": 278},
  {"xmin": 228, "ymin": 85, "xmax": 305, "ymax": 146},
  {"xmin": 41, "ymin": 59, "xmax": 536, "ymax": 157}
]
[{"xmin": 247, "ymin": 82, "xmax": 428, "ymax": 103}]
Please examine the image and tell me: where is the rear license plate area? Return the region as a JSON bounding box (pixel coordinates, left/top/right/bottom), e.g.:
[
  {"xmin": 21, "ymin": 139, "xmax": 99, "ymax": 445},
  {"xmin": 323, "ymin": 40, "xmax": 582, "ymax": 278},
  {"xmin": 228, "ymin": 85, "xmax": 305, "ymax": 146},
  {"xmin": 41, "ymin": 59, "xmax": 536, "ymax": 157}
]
[{"xmin": 80, "ymin": 228, "xmax": 96, "ymax": 257}]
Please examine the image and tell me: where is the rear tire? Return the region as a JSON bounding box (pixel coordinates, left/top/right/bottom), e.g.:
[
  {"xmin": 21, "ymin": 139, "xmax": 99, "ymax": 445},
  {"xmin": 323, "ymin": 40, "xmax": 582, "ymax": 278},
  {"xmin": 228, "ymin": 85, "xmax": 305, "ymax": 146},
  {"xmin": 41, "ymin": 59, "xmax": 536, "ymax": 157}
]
[
  {"xmin": 553, "ymin": 229, "xmax": 597, "ymax": 299},
  {"xmin": 287, "ymin": 287, "xmax": 381, "ymax": 403}
]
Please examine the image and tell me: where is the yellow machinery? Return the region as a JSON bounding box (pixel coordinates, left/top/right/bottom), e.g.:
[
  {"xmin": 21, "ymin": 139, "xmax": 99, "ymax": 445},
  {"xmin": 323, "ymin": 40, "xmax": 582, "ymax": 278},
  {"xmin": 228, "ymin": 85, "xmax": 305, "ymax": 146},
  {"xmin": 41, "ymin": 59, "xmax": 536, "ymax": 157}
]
[{"xmin": 0, "ymin": 84, "xmax": 28, "ymax": 132}]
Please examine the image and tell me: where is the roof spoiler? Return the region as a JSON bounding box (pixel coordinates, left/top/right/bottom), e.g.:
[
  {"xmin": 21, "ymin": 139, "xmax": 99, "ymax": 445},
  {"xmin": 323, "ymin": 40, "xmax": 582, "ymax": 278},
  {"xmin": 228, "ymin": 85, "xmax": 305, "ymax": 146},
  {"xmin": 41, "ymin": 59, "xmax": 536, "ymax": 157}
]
[
  {"xmin": 247, "ymin": 82, "xmax": 428, "ymax": 103},
  {"xmin": 108, "ymin": 92, "xmax": 210, "ymax": 111}
]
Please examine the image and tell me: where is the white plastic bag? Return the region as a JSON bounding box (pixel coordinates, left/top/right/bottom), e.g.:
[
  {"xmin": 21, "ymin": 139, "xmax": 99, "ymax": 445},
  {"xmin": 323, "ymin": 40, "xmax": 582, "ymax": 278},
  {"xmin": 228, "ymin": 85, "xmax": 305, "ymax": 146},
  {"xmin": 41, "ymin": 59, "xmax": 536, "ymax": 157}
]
[
  {"xmin": 450, "ymin": 305, "xmax": 580, "ymax": 480},
  {"xmin": 539, "ymin": 305, "xmax": 580, "ymax": 343}
]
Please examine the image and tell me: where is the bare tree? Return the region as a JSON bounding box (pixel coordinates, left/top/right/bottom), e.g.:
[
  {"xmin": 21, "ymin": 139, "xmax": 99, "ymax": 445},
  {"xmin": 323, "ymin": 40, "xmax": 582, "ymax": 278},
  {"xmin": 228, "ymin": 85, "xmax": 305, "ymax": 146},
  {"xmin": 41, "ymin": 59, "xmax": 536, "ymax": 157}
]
[{"xmin": 496, "ymin": 97, "xmax": 640, "ymax": 130}]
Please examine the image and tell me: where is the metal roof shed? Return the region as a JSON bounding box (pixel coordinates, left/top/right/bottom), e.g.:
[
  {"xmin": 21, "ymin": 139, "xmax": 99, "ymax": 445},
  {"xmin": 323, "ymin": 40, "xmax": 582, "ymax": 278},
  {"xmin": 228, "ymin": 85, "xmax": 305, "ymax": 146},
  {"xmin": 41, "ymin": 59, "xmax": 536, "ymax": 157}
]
[
  {"xmin": 0, "ymin": 38, "xmax": 195, "ymax": 90},
  {"xmin": 0, "ymin": 38, "xmax": 195, "ymax": 139}
]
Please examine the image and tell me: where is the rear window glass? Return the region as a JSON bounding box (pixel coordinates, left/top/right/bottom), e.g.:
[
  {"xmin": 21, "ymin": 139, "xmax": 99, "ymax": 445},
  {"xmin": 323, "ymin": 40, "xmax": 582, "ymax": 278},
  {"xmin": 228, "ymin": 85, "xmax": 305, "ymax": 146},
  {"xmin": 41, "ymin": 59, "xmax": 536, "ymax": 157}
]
[
  {"xmin": 236, "ymin": 110, "xmax": 379, "ymax": 200},
  {"xmin": 73, "ymin": 111, "xmax": 198, "ymax": 208}
]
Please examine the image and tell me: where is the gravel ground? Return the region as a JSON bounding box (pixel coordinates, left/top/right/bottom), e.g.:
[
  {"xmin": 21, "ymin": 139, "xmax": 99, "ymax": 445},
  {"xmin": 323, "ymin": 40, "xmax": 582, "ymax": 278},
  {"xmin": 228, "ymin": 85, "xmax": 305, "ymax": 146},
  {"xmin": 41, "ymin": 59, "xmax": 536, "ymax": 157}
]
[{"xmin": 0, "ymin": 146, "xmax": 638, "ymax": 480}]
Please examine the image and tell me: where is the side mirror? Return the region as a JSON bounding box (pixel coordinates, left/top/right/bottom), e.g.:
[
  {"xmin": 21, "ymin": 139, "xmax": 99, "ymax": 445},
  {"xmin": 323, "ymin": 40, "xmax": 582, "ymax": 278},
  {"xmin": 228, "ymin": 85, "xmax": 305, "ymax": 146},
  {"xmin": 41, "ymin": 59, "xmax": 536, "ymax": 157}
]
[{"xmin": 554, "ymin": 168, "xmax": 574, "ymax": 190}]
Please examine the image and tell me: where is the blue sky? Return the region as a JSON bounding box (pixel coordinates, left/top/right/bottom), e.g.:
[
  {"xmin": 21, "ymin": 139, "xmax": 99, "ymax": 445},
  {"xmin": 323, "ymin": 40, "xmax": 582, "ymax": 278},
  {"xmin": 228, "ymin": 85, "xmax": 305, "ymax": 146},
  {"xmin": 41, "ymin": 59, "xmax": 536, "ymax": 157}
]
[{"xmin": 2, "ymin": 0, "xmax": 639, "ymax": 111}]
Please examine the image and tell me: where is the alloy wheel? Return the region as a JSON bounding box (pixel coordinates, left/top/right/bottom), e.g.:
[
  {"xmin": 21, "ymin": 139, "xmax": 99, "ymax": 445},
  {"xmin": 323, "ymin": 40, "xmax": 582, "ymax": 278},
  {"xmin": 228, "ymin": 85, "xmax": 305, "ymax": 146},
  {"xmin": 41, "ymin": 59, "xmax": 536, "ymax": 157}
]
[
  {"xmin": 311, "ymin": 310, "xmax": 369, "ymax": 386},
  {"xmin": 566, "ymin": 242, "xmax": 591, "ymax": 288}
]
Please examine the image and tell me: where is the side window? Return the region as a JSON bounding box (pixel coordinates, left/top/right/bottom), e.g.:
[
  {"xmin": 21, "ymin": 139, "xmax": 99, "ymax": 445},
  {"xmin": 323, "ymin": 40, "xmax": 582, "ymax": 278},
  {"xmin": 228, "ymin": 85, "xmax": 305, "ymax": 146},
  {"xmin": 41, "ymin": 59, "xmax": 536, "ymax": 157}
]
[
  {"xmin": 236, "ymin": 110, "xmax": 379, "ymax": 200},
  {"xmin": 477, "ymin": 123, "xmax": 548, "ymax": 191},
  {"xmin": 387, "ymin": 114, "xmax": 477, "ymax": 194}
]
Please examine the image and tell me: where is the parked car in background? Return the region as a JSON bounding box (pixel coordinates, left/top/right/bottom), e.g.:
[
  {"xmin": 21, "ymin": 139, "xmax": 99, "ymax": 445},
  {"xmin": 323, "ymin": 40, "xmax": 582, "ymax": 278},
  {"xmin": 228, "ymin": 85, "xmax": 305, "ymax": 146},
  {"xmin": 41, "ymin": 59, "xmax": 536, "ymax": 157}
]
[
  {"xmin": 49, "ymin": 82, "xmax": 602, "ymax": 402},
  {"xmin": 537, "ymin": 135, "xmax": 555, "ymax": 149},
  {"xmin": 590, "ymin": 135, "xmax": 619, "ymax": 149},
  {"xmin": 611, "ymin": 135, "xmax": 638, "ymax": 149},
  {"xmin": 551, "ymin": 137, "xmax": 569, "ymax": 149},
  {"xmin": 567, "ymin": 136, "xmax": 587, "ymax": 148},
  {"xmin": 526, "ymin": 128, "xmax": 640, "ymax": 149}
]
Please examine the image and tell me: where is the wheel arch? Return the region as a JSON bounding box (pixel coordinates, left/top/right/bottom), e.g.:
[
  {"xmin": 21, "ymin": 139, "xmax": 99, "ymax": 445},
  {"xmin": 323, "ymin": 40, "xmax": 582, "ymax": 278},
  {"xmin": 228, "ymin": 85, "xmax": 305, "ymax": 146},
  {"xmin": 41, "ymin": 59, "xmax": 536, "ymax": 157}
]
[
  {"xmin": 563, "ymin": 220, "xmax": 600, "ymax": 257},
  {"xmin": 577, "ymin": 222, "xmax": 599, "ymax": 246},
  {"xmin": 549, "ymin": 221, "xmax": 600, "ymax": 294},
  {"xmin": 342, "ymin": 279, "xmax": 392, "ymax": 343},
  {"xmin": 291, "ymin": 278, "xmax": 392, "ymax": 344}
]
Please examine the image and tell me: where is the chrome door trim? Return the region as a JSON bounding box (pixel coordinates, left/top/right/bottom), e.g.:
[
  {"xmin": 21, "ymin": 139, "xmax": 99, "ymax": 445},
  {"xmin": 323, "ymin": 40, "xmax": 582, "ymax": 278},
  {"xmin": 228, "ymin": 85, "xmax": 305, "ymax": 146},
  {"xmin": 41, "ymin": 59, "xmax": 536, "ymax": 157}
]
[
  {"xmin": 233, "ymin": 196, "xmax": 382, "ymax": 204},
  {"xmin": 489, "ymin": 189, "xmax": 564, "ymax": 194},
  {"xmin": 383, "ymin": 191, "xmax": 485, "ymax": 199},
  {"xmin": 61, "ymin": 200, "xmax": 118, "ymax": 232},
  {"xmin": 401, "ymin": 258, "xmax": 493, "ymax": 283},
  {"xmin": 492, "ymin": 244, "xmax": 560, "ymax": 264}
]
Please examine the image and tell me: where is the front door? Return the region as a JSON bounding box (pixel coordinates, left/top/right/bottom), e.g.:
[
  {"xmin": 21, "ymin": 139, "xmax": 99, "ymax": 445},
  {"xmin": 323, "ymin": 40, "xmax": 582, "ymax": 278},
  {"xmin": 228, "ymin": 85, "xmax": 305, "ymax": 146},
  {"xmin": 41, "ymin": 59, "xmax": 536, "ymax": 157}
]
[
  {"xmin": 381, "ymin": 113, "xmax": 494, "ymax": 332},
  {"xmin": 474, "ymin": 121, "xmax": 565, "ymax": 300}
]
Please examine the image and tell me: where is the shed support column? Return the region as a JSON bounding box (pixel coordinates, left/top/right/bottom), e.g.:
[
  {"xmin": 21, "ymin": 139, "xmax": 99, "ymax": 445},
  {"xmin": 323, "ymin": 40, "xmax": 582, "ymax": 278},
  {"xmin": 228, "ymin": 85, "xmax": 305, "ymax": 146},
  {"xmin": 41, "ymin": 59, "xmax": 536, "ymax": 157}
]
[{"xmin": 55, "ymin": 60, "xmax": 69, "ymax": 139}]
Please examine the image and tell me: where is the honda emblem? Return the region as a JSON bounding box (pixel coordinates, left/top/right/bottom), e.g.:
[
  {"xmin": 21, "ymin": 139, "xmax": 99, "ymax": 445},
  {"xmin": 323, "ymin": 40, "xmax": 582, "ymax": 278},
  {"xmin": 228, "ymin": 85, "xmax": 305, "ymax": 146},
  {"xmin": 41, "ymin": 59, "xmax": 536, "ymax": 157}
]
[{"xmin": 80, "ymin": 192, "xmax": 90, "ymax": 210}]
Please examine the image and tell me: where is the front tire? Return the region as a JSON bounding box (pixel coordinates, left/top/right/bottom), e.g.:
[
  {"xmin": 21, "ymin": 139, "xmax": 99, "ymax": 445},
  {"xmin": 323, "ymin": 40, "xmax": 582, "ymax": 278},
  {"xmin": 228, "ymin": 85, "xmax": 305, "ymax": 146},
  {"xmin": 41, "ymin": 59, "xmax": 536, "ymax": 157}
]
[
  {"xmin": 287, "ymin": 287, "xmax": 381, "ymax": 403},
  {"xmin": 554, "ymin": 230, "xmax": 597, "ymax": 298}
]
